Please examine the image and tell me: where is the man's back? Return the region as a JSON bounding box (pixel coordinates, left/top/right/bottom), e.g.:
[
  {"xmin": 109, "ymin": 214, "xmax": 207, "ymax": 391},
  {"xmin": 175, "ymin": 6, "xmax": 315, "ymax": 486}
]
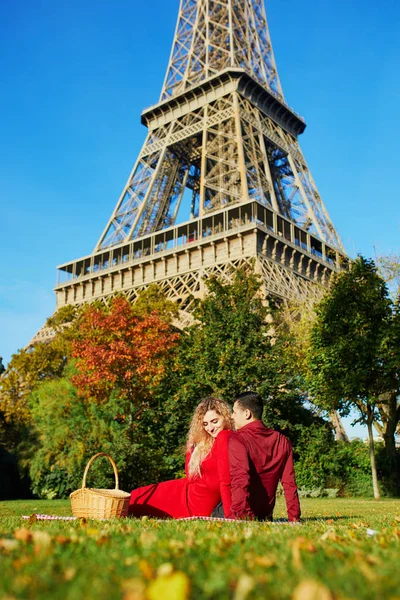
[{"xmin": 229, "ymin": 420, "xmax": 300, "ymax": 521}]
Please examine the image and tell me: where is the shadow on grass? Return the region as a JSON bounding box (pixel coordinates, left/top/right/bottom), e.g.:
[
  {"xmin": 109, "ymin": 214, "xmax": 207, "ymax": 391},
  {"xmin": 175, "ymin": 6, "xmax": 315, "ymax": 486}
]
[{"xmin": 301, "ymin": 515, "xmax": 362, "ymax": 522}]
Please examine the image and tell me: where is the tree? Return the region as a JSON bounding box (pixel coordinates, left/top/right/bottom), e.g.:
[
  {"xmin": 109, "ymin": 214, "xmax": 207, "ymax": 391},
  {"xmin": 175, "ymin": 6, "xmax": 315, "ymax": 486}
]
[
  {"xmin": 71, "ymin": 296, "xmax": 180, "ymax": 406},
  {"xmin": 170, "ymin": 267, "xmax": 323, "ymax": 445},
  {"xmin": 0, "ymin": 358, "xmax": 5, "ymax": 375},
  {"xmin": 174, "ymin": 268, "xmax": 277, "ymax": 400},
  {"xmin": 305, "ymin": 256, "xmax": 398, "ymax": 498},
  {"xmin": 377, "ymin": 253, "xmax": 400, "ymax": 300},
  {"xmin": 27, "ymin": 376, "xmax": 140, "ymax": 498},
  {"xmin": 279, "ymin": 295, "xmax": 350, "ymax": 443},
  {"xmin": 0, "ymin": 304, "xmax": 78, "ymax": 431}
]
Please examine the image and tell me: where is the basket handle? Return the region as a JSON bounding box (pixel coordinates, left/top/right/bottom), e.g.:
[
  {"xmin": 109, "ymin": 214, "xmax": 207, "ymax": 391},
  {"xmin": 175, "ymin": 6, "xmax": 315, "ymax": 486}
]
[{"xmin": 81, "ymin": 453, "xmax": 120, "ymax": 490}]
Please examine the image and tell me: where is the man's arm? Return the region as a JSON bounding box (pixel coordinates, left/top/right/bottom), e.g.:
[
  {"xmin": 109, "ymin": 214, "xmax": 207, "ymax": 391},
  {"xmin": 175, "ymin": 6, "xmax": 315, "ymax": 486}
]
[
  {"xmin": 281, "ymin": 443, "xmax": 301, "ymax": 522},
  {"xmin": 228, "ymin": 434, "xmax": 255, "ymax": 519}
]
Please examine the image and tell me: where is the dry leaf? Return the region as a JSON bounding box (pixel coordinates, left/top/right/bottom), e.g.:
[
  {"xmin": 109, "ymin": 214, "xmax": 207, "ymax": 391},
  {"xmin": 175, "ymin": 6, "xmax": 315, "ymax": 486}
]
[
  {"xmin": 55, "ymin": 535, "xmax": 70, "ymax": 545},
  {"xmin": 253, "ymin": 555, "xmax": 276, "ymax": 568},
  {"xmin": 351, "ymin": 521, "xmax": 369, "ymax": 529},
  {"xmin": 96, "ymin": 535, "xmax": 110, "ymax": 547},
  {"xmin": 292, "ymin": 538, "xmax": 317, "ymax": 570},
  {"xmin": 64, "ymin": 567, "xmax": 77, "ymax": 581},
  {"xmin": 140, "ymin": 531, "xmax": 157, "ymax": 548},
  {"xmin": 138, "ymin": 559, "xmax": 153, "ymax": 580},
  {"xmin": 121, "ymin": 578, "xmax": 146, "ymax": 600},
  {"xmin": 320, "ymin": 529, "xmax": 338, "ymax": 542},
  {"xmin": 168, "ymin": 539, "xmax": 186, "ymax": 551},
  {"xmin": 243, "ymin": 528, "xmax": 253, "ymax": 539},
  {"xmin": 147, "ymin": 571, "xmax": 190, "ymax": 600},
  {"xmin": 27, "ymin": 514, "xmax": 37, "ymax": 526},
  {"xmin": 292, "ymin": 579, "xmax": 334, "ymax": 600},
  {"xmin": 233, "ymin": 574, "xmax": 255, "ymax": 600},
  {"xmin": 366, "ymin": 554, "xmax": 382, "ymax": 566},
  {"xmin": 32, "ymin": 531, "xmax": 52, "ymax": 555},
  {"xmin": 13, "ymin": 529, "xmax": 33, "ymax": 543},
  {"xmin": 157, "ymin": 563, "xmax": 174, "ymax": 577},
  {"xmin": 0, "ymin": 538, "xmax": 19, "ymax": 552}
]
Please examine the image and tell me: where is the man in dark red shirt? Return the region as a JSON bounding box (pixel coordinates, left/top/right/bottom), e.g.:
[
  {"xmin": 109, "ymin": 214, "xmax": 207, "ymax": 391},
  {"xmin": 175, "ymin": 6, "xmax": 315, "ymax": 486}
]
[{"xmin": 229, "ymin": 392, "xmax": 301, "ymax": 522}]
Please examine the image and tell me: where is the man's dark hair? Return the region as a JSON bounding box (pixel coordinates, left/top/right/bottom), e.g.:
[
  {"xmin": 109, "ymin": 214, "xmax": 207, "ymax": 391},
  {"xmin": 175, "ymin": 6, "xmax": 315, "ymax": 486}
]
[{"xmin": 234, "ymin": 392, "xmax": 263, "ymax": 420}]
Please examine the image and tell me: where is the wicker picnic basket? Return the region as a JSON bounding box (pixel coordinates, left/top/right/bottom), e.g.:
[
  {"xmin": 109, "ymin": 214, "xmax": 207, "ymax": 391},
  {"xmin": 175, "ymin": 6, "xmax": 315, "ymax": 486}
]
[{"xmin": 70, "ymin": 453, "xmax": 130, "ymax": 519}]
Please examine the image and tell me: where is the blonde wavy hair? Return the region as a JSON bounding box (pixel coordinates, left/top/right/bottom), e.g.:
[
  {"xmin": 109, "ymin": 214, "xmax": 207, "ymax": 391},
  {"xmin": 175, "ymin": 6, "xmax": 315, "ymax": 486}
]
[{"xmin": 186, "ymin": 397, "xmax": 233, "ymax": 479}]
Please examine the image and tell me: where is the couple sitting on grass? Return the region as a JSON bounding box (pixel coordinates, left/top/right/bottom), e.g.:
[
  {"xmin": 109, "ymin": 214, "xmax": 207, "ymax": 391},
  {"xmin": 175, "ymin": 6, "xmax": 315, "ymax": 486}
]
[{"xmin": 129, "ymin": 392, "xmax": 301, "ymax": 522}]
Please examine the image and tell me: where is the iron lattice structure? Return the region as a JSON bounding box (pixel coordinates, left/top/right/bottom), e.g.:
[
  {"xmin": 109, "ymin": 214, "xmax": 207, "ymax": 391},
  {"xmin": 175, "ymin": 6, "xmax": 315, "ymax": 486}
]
[{"xmin": 31, "ymin": 0, "xmax": 347, "ymax": 344}]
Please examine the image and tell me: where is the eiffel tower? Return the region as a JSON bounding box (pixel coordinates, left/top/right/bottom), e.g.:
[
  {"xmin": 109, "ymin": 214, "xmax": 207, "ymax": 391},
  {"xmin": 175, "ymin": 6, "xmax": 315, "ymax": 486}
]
[{"xmin": 32, "ymin": 0, "xmax": 347, "ymax": 343}]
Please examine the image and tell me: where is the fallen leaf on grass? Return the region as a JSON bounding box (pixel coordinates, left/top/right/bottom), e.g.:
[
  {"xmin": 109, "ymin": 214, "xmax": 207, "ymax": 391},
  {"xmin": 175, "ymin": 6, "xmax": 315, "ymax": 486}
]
[
  {"xmin": 147, "ymin": 571, "xmax": 190, "ymax": 600},
  {"xmin": 243, "ymin": 528, "xmax": 253, "ymax": 539},
  {"xmin": 138, "ymin": 559, "xmax": 154, "ymax": 580},
  {"xmin": 320, "ymin": 529, "xmax": 338, "ymax": 542},
  {"xmin": 351, "ymin": 522, "xmax": 369, "ymax": 529},
  {"xmin": 391, "ymin": 528, "xmax": 400, "ymax": 540},
  {"xmin": 168, "ymin": 539, "xmax": 186, "ymax": 552},
  {"xmin": 157, "ymin": 564, "xmax": 174, "ymax": 577},
  {"xmin": 292, "ymin": 579, "xmax": 334, "ymax": 600},
  {"xmin": 14, "ymin": 529, "xmax": 32, "ymax": 543},
  {"xmin": 121, "ymin": 578, "xmax": 146, "ymax": 600},
  {"xmin": 253, "ymin": 555, "xmax": 276, "ymax": 568},
  {"xmin": 27, "ymin": 514, "xmax": 37, "ymax": 526},
  {"xmin": 291, "ymin": 538, "xmax": 317, "ymax": 570},
  {"xmin": 32, "ymin": 531, "xmax": 52, "ymax": 555},
  {"xmin": 55, "ymin": 535, "xmax": 70, "ymax": 545},
  {"xmin": 96, "ymin": 535, "xmax": 110, "ymax": 547},
  {"xmin": 139, "ymin": 531, "xmax": 157, "ymax": 548},
  {"xmin": 325, "ymin": 547, "xmax": 345, "ymax": 560},
  {"xmin": 63, "ymin": 567, "xmax": 77, "ymax": 581},
  {"xmin": 233, "ymin": 574, "xmax": 255, "ymax": 600},
  {"xmin": 0, "ymin": 538, "xmax": 19, "ymax": 552}
]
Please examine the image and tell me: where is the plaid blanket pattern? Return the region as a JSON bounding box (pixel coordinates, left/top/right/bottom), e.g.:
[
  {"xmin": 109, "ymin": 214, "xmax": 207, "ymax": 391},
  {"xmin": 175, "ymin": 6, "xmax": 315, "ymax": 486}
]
[{"xmin": 22, "ymin": 514, "xmax": 77, "ymax": 521}]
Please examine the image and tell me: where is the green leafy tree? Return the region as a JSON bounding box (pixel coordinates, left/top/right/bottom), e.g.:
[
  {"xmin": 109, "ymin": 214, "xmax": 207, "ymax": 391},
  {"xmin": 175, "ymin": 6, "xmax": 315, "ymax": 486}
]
[
  {"xmin": 0, "ymin": 305, "xmax": 78, "ymax": 431},
  {"xmin": 28, "ymin": 376, "xmax": 133, "ymax": 497},
  {"xmin": 176, "ymin": 268, "xmax": 280, "ymax": 397},
  {"xmin": 169, "ymin": 267, "xmax": 326, "ymax": 453},
  {"xmin": 305, "ymin": 256, "xmax": 398, "ymax": 498}
]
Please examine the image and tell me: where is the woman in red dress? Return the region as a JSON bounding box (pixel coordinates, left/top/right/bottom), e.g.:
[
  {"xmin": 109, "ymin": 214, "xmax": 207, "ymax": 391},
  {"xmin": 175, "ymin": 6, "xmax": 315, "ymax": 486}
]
[{"xmin": 128, "ymin": 397, "xmax": 232, "ymax": 518}]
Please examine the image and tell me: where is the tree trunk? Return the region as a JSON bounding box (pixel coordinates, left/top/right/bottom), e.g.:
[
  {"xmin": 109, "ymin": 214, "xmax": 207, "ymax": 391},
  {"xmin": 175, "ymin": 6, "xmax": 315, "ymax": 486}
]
[
  {"xmin": 378, "ymin": 389, "xmax": 400, "ymax": 493},
  {"xmin": 329, "ymin": 411, "xmax": 350, "ymax": 442},
  {"xmin": 367, "ymin": 405, "xmax": 380, "ymax": 500}
]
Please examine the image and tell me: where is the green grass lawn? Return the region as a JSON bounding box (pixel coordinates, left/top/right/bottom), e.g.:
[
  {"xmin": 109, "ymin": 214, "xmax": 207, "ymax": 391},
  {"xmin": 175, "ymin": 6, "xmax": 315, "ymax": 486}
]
[{"xmin": 0, "ymin": 498, "xmax": 399, "ymax": 599}]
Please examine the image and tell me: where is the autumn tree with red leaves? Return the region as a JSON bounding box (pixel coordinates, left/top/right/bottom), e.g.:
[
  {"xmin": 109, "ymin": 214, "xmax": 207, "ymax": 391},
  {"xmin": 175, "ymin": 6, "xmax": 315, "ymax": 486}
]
[{"xmin": 72, "ymin": 297, "xmax": 180, "ymax": 407}]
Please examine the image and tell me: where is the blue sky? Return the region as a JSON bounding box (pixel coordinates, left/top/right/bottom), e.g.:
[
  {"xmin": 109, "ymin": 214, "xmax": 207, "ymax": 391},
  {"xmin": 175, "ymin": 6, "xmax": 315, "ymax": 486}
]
[{"xmin": 1, "ymin": 0, "xmax": 399, "ymax": 436}]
